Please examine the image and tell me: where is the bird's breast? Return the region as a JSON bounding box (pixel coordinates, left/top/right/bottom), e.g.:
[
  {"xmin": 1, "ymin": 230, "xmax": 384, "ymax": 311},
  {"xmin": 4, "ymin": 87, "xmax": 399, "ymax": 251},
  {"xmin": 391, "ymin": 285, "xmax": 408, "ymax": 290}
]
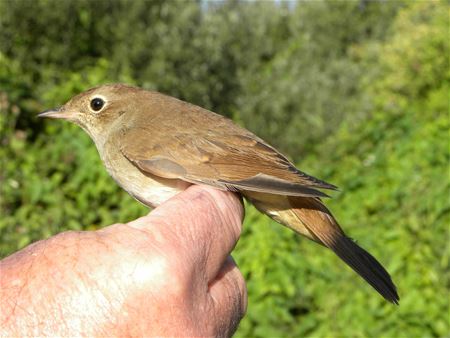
[{"xmin": 99, "ymin": 144, "xmax": 189, "ymax": 208}]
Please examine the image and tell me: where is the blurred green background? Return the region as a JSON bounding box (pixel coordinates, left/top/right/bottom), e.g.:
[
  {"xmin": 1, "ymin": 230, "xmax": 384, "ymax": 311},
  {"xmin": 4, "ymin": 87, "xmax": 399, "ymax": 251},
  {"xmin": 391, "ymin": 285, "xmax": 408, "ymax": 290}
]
[{"xmin": 1, "ymin": 0, "xmax": 449, "ymax": 336}]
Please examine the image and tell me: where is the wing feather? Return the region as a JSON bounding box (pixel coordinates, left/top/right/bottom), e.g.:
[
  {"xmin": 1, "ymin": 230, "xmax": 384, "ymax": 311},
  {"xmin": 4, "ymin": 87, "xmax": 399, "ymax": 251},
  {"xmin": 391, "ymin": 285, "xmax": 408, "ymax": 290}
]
[{"xmin": 119, "ymin": 126, "xmax": 336, "ymax": 197}]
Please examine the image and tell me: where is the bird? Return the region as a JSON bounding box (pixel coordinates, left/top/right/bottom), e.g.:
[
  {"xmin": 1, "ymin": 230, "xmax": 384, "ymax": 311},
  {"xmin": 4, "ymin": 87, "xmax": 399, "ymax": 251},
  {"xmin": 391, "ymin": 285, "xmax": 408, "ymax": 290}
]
[{"xmin": 39, "ymin": 83, "xmax": 399, "ymax": 304}]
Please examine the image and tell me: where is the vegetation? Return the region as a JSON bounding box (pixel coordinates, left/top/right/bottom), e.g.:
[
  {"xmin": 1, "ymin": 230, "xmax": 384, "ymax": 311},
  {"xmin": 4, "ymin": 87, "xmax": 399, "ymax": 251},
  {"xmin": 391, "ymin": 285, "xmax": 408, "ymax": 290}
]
[{"xmin": 1, "ymin": 1, "xmax": 448, "ymax": 337}]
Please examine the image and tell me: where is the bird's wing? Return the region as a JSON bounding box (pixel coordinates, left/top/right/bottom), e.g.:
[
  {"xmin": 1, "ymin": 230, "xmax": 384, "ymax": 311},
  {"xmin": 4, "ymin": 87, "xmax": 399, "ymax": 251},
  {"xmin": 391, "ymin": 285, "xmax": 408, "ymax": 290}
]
[{"xmin": 119, "ymin": 127, "xmax": 337, "ymax": 198}]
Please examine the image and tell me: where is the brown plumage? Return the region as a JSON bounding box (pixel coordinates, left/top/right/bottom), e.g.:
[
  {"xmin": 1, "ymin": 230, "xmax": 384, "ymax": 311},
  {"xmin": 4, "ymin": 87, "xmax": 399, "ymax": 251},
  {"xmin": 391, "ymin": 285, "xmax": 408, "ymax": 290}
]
[{"xmin": 39, "ymin": 84, "xmax": 399, "ymax": 304}]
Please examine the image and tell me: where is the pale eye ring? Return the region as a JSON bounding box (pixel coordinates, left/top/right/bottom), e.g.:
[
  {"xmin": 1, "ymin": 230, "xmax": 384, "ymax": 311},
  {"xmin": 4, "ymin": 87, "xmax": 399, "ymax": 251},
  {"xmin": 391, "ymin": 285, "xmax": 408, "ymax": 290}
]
[{"xmin": 90, "ymin": 97, "xmax": 105, "ymax": 112}]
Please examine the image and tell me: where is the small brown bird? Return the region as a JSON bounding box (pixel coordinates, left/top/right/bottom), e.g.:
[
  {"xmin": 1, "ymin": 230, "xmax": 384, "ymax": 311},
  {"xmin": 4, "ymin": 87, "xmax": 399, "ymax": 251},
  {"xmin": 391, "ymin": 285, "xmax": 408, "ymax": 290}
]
[{"xmin": 39, "ymin": 84, "xmax": 399, "ymax": 304}]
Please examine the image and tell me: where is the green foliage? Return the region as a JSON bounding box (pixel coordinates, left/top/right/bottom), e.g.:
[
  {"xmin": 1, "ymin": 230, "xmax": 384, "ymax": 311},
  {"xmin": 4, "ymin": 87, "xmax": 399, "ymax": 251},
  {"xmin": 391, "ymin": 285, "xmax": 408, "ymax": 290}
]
[
  {"xmin": 235, "ymin": 0, "xmax": 405, "ymax": 155},
  {"xmin": 1, "ymin": 1, "xmax": 448, "ymax": 337},
  {"xmin": 0, "ymin": 56, "xmax": 143, "ymax": 251}
]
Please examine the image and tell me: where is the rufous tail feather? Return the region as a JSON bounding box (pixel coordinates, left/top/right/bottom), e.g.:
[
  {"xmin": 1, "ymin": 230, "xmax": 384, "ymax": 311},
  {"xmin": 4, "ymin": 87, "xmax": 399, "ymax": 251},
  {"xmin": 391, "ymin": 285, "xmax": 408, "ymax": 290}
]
[{"xmin": 245, "ymin": 191, "xmax": 399, "ymax": 304}]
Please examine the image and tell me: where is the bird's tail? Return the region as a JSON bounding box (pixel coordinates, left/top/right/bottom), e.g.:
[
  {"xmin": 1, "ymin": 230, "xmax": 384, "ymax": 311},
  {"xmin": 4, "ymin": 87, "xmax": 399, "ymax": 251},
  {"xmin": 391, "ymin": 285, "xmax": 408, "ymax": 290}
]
[{"xmin": 245, "ymin": 192, "xmax": 399, "ymax": 304}]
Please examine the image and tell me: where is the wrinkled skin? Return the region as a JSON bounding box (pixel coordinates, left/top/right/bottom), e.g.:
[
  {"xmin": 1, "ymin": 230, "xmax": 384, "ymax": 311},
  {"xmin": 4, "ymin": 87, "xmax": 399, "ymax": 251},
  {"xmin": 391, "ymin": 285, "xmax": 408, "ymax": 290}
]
[{"xmin": 0, "ymin": 186, "xmax": 247, "ymax": 337}]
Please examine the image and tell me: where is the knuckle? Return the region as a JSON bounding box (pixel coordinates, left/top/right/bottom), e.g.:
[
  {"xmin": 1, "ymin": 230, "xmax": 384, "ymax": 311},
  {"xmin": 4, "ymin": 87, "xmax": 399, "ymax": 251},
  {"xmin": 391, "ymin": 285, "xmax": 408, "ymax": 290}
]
[
  {"xmin": 235, "ymin": 270, "xmax": 248, "ymax": 315},
  {"xmin": 224, "ymin": 261, "xmax": 247, "ymax": 317}
]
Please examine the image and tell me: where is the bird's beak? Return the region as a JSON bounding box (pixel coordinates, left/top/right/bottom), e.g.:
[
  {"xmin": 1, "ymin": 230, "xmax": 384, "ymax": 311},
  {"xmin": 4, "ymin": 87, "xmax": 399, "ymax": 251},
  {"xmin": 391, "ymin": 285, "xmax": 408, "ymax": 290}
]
[{"xmin": 38, "ymin": 107, "xmax": 77, "ymax": 120}]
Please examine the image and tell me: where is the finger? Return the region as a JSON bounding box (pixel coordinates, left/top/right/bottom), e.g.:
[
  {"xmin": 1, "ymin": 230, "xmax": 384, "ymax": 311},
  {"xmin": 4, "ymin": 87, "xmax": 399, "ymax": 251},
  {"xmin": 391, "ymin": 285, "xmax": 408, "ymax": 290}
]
[
  {"xmin": 209, "ymin": 256, "xmax": 247, "ymax": 337},
  {"xmin": 127, "ymin": 185, "xmax": 244, "ymax": 282}
]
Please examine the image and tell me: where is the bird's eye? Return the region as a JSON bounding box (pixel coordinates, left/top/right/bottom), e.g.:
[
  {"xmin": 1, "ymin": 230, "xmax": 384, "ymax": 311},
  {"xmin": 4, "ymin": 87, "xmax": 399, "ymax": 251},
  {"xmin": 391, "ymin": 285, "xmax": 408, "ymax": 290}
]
[{"xmin": 90, "ymin": 98, "xmax": 105, "ymax": 112}]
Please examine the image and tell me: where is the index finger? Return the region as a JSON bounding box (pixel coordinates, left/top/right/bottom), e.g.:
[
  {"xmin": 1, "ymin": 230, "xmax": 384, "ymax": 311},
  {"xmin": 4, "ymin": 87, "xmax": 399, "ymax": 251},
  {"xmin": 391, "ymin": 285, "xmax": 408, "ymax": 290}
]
[{"xmin": 128, "ymin": 185, "xmax": 244, "ymax": 282}]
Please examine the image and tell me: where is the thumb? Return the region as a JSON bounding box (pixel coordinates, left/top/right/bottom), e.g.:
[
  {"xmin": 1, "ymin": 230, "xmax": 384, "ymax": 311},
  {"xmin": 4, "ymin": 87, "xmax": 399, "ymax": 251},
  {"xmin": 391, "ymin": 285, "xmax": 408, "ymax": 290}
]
[{"xmin": 127, "ymin": 185, "xmax": 244, "ymax": 281}]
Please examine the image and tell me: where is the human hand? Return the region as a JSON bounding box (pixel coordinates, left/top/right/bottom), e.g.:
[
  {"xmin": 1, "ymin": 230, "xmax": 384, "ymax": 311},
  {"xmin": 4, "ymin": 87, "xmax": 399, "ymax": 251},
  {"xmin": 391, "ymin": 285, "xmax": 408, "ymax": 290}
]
[{"xmin": 0, "ymin": 185, "xmax": 246, "ymax": 337}]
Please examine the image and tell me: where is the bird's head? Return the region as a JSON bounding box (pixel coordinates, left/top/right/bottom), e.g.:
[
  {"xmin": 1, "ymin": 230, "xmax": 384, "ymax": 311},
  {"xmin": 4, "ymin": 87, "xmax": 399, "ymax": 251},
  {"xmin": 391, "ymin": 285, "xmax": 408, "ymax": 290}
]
[{"xmin": 39, "ymin": 84, "xmax": 142, "ymax": 144}]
